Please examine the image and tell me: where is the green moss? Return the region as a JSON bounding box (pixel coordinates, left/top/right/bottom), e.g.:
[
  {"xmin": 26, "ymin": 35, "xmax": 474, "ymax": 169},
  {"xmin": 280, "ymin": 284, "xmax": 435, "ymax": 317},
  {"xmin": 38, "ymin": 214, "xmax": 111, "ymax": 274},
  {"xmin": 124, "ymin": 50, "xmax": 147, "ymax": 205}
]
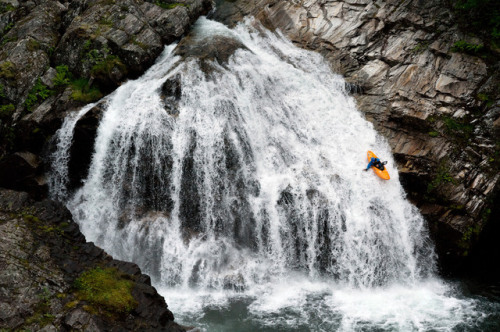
[
  {"xmin": 477, "ymin": 92, "xmax": 495, "ymax": 107},
  {"xmin": 442, "ymin": 116, "xmax": 474, "ymax": 141},
  {"xmin": 91, "ymin": 55, "xmax": 126, "ymax": 79},
  {"xmin": 65, "ymin": 300, "xmax": 79, "ymax": 309},
  {"xmin": 412, "ymin": 41, "xmax": 429, "ymax": 53},
  {"xmin": 25, "ymin": 288, "xmax": 54, "ymax": 327},
  {"xmin": 27, "ymin": 39, "xmax": 41, "ymax": 52},
  {"xmin": 0, "ymin": 104, "xmax": 15, "ymax": 120},
  {"xmin": 154, "ymin": 1, "xmax": 188, "ymax": 9},
  {"xmin": 2, "ymin": 22, "xmax": 14, "ymax": 35},
  {"xmin": 74, "ymin": 267, "xmax": 137, "ymax": 314},
  {"xmin": 23, "ymin": 214, "xmax": 41, "ymax": 223},
  {"xmin": 24, "ymin": 79, "xmax": 53, "ymax": 111},
  {"xmin": 131, "ymin": 37, "xmax": 148, "ymax": 50},
  {"xmin": 0, "ymin": 61, "xmax": 15, "ymax": 79},
  {"xmin": 427, "ymin": 161, "xmax": 456, "ymax": 193},
  {"xmin": 70, "ymin": 78, "xmax": 103, "ymax": 103},
  {"xmin": 98, "ymin": 15, "xmax": 113, "ymax": 26},
  {"xmin": 428, "ymin": 131, "xmax": 439, "ymax": 137},
  {"xmin": 458, "ymin": 223, "xmax": 482, "ymax": 251}
]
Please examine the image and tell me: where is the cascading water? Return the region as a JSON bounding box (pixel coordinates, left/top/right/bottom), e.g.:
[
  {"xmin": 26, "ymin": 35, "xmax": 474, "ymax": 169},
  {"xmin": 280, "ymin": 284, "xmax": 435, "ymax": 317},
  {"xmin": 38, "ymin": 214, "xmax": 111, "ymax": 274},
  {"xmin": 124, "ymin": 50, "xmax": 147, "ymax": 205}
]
[{"xmin": 50, "ymin": 17, "xmax": 498, "ymax": 331}]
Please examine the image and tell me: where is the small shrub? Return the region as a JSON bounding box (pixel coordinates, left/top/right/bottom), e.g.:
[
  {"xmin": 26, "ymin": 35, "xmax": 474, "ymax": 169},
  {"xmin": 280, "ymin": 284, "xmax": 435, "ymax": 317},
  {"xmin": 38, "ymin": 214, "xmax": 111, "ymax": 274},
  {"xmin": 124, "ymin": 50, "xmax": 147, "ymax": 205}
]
[
  {"xmin": 412, "ymin": 41, "xmax": 429, "ymax": 53},
  {"xmin": 2, "ymin": 22, "xmax": 14, "ymax": 34},
  {"xmin": 154, "ymin": 1, "xmax": 188, "ymax": 9},
  {"xmin": 91, "ymin": 55, "xmax": 126, "ymax": 79},
  {"xmin": 442, "ymin": 116, "xmax": 473, "ymax": 136},
  {"xmin": 24, "ymin": 79, "xmax": 53, "ymax": 111},
  {"xmin": 71, "ymin": 78, "xmax": 102, "ymax": 102},
  {"xmin": 0, "ymin": 61, "xmax": 15, "ymax": 79},
  {"xmin": 451, "ymin": 40, "xmax": 484, "ymax": 53},
  {"xmin": 0, "ymin": 104, "xmax": 15, "ymax": 120},
  {"xmin": 53, "ymin": 65, "xmax": 71, "ymax": 87},
  {"xmin": 74, "ymin": 267, "xmax": 137, "ymax": 314},
  {"xmin": 0, "ymin": 3, "xmax": 15, "ymax": 14},
  {"xmin": 427, "ymin": 162, "xmax": 456, "ymax": 193},
  {"xmin": 27, "ymin": 39, "xmax": 41, "ymax": 52}
]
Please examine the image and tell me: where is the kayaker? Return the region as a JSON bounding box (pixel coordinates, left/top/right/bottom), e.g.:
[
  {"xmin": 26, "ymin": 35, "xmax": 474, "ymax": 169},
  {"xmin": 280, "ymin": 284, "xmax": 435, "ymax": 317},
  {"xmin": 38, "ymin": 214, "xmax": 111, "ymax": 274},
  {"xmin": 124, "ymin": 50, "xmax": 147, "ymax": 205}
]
[{"xmin": 364, "ymin": 157, "xmax": 387, "ymax": 171}]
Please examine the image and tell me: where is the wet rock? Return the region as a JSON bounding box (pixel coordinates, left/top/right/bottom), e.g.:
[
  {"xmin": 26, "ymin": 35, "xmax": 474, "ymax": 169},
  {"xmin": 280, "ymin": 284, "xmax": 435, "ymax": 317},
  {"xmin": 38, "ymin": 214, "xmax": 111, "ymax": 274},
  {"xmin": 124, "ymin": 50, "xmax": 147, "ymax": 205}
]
[
  {"xmin": 0, "ymin": 151, "xmax": 46, "ymax": 198},
  {"xmin": 161, "ymin": 74, "xmax": 182, "ymax": 116},
  {"xmin": 175, "ymin": 34, "xmax": 248, "ymax": 73},
  {"xmin": 0, "ymin": 188, "xmax": 185, "ymax": 331},
  {"xmin": 67, "ymin": 102, "xmax": 106, "ymax": 191}
]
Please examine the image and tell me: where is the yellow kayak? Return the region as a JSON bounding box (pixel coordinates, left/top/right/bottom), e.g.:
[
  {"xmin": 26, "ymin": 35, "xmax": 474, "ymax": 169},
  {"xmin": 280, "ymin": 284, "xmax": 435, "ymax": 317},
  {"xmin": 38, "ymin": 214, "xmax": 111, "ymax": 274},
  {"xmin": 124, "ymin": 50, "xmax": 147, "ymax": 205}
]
[{"xmin": 367, "ymin": 151, "xmax": 390, "ymax": 180}]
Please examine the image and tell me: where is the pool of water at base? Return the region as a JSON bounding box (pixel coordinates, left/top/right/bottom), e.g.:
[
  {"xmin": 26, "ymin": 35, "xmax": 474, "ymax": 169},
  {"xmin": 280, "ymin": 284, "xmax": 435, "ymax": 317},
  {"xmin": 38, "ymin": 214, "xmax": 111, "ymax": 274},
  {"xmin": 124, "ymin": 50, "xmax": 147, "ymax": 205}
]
[{"xmin": 160, "ymin": 278, "xmax": 500, "ymax": 332}]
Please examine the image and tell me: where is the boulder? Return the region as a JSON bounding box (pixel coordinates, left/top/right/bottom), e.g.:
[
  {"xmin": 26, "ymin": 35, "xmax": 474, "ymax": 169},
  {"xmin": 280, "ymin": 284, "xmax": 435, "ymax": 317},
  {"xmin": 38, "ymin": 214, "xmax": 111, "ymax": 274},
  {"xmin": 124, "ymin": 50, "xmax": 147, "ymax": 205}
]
[{"xmin": 0, "ymin": 188, "xmax": 186, "ymax": 331}]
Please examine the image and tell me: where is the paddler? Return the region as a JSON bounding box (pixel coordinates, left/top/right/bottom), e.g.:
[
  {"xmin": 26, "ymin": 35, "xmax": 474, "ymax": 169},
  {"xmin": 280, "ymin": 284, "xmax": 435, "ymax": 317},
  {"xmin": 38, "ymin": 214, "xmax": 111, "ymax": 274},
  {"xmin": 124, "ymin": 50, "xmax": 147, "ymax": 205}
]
[{"xmin": 364, "ymin": 157, "xmax": 387, "ymax": 171}]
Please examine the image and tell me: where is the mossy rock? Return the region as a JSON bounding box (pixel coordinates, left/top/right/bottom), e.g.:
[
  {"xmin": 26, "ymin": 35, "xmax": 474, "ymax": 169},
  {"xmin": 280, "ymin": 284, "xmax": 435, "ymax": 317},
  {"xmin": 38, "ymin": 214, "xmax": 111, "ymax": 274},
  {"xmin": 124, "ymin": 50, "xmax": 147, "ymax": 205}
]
[{"xmin": 74, "ymin": 267, "xmax": 138, "ymax": 315}]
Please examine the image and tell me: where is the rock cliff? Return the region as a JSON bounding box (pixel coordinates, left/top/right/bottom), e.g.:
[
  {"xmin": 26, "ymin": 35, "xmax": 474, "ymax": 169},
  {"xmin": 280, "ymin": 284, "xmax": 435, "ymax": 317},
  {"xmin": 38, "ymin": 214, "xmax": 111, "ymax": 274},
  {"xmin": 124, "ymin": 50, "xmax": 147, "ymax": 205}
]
[
  {"xmin": 0, "ymin": 188, "xmax": 186, "ymax": 331},
  {"xmin": 213, "ymin": 0, "xmax": 500, "ymax": 274},
  {"xmin": 0, "ymin": 0, "xmax": 211, "ymax": 330}
]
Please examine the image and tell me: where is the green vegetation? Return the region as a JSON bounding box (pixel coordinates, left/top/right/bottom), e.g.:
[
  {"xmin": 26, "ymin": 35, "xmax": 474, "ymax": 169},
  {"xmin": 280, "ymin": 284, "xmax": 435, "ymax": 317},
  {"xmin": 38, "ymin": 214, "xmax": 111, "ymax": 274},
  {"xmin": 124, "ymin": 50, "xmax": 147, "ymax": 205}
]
[
  {"xmin": 0, "ymin": 104, "xmax": 15, "ymax": 120},
  {"xmin": 428, "ymin": 131, "xmax": 439, "ymax": 137},
  {"xmin": 74, "ymin": 267, "xmax": 137, "ymax": 314},
  {"xmin": 412, "ymin": 41, "xmax": 429, "ymax": 54},
  {"xmin": 427, "ymin": 162, "xmax": 456, "ymax": 193},
  {"xmin": 98, "ymin": 15, "xmax": 113, "ymax": 26},
  {"xmin": 459, "ymin": 223, "xmax": 482, "ymax": 254},
  {"xmin": 453, "ymin": 0, "xmax": 500, "ymax": 48},
  {"xmin": 0, "ymin": 61, "xmax": 15, "ymax": 79},
  {"xmin": 442, "ymin": 115, "xmax": 474, "ymax": 140},
  {"xmin": 2, "ymin": 22, "xmax": 14, "ymax": 35},
  {"xmin": 71, "ymin": 78, "xmax": 103, "ymax": 102},
  {"xmin": 91, "ymin": 55, "xmax": 126, "ymax": 79},
  {"xmin": 154, "ymin": 1, "xmax": 188, "ymax": 9},
  {"xmin": 27, "ymin": 39, "xmax": 41, "ymax": 52},
  {"xmin": 0, "ymin": 84, "xmax": 5, "ymax": 98},
  {"xmin": 451, "ymin": 40, "xmax": 484, "ymax": 54},
  {"xmin": 477, "ymin": 92, "xmax": 495, "ymax": 107},
  {"xmin": 25, "ymin": 287, "xmax": 55, "ymax": 327},
  {"xmin": 0, "ymin": 3, "xmax": 15, "ymax": 14},
  {"xmin": 53, "ymin": 65, "xmax": 71, "ymax": 87},
  {"xmin": 24, "ymin": 79, "xmax": 53, "ymax": 111}
]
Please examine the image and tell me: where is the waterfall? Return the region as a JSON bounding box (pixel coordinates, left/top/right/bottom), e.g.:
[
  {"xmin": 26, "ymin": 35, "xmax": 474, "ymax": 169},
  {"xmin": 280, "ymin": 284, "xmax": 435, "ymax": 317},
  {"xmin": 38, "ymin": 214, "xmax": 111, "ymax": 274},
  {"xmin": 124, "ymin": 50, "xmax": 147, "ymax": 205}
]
[{"xmin": 51, "ymin": 17, "xmax": 489, "ymax": 331}]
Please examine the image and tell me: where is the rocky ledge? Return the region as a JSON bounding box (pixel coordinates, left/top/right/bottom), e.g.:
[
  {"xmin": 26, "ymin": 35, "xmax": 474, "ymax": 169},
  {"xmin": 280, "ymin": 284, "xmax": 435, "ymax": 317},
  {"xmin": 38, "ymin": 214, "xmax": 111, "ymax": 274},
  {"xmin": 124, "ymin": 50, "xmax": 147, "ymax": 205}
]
[
  {"xmin": 213, "ymin": 0, "xmax": 500, "ymax": 275},
  {"xmin": 0, "ymin": 188, "xmax": 187, "ymax": 331}
]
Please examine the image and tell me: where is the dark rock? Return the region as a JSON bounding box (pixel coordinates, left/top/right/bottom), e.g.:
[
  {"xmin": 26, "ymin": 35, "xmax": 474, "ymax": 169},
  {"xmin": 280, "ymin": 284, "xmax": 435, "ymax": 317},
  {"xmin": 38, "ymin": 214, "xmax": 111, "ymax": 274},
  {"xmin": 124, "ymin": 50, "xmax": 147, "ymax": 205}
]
[
  {"xmin": 67, "ymin": 102, "xmax": 106, "ymax": 191},
  {"xmin": 175, "ymin": 34, "xmax": 248, "ymax": 73},
  {"xmin": 0, "ymin": 151, "xmax": 46, "ymax": 198},
  {"xmin": 160, "ymin": 74, "xmax": 182, "ymax": 116},
  {"xmin": 0, "ymin": 188, "xmax": 186, "ymax": 331}
]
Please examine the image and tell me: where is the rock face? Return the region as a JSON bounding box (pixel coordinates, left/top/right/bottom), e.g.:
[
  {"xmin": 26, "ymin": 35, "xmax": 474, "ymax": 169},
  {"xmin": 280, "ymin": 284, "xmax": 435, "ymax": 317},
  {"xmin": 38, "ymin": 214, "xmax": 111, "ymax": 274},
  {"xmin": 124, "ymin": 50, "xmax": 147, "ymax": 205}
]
[
  {"xmin": 0, "ymin": 0, "xmax": 212, "ymax": 159},
  {"xmin": 214, "ymin": 0, "xmax": 500, "ymax": 273},
  {"xmin": 0, "ymin": 189, "xmax": 185, "ymax": 331},
  {"xmin": 0, "ymin": 0, "xmax": 212, "ymax": 330}
]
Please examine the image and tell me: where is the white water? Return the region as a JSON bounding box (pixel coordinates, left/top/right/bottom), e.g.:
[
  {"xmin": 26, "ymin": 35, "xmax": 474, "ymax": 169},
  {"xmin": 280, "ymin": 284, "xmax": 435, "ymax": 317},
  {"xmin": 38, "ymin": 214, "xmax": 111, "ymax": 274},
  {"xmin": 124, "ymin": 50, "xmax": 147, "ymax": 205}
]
[{"xmin": 50, "ymin": 18, "xmax": 491, "ymax": 331}]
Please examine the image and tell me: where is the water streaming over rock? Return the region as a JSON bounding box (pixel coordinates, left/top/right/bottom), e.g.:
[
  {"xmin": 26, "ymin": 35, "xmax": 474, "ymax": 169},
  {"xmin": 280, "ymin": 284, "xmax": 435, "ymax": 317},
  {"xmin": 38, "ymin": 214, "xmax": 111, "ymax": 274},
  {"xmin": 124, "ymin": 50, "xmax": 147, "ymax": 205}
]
[{"xmin": 50, "ymin": 18, "xmax": 495, "ymax": 331}]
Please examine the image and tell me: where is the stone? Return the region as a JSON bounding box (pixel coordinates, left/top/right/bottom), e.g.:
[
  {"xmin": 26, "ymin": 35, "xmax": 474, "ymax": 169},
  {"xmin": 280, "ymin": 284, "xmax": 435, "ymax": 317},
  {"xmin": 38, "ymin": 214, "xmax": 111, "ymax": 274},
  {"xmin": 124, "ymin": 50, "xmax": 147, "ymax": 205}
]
[{"xmin": 0, "ymin": 188, "xmax": 185, "ymax": 331}]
